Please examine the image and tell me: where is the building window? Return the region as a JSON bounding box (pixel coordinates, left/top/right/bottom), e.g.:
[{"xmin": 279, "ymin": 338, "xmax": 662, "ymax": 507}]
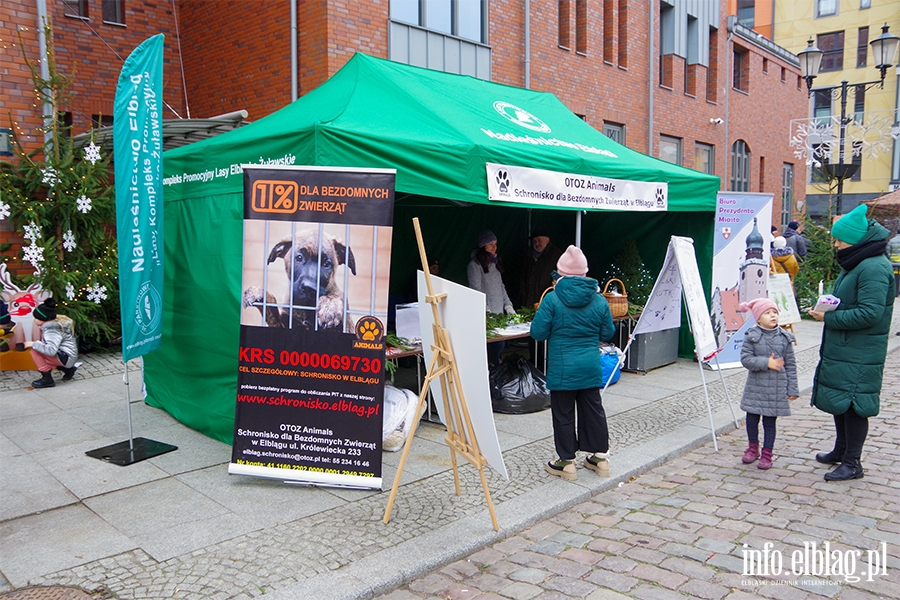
[
  {"xmin": 707, "ymin": 27, "xmax": 718, "ymax": 102},
  {"xmin": 816, "ymin": 0, "xmax": 837, "ymax": 17},
  {"xmin": 390, "ymin": 0, "xmax": 485, "ymax": 43},
  {"xmin": 575, "ymin": 0, "xmax": 587, "ymax": 54},
  {"xmin": 91, "ymin": 114, "xmax": 113, "ymax": 128},
  {"xmin": 618, "ymin": 0, "xmax": 628, "ymax": 67},
  {"xmin": 854, "ymin": 85, "xmax": 865, "ymax": 122},
  {"xmin": 695, "ymin": 143, "xmax": 714, "ymax": 174},
  {"xmin": 603, "ymin": 122, "xmax": 625, "ymax": 145},
  {"xmin": 851, "ymin": 141, "xmax": 862, "ymax": 181},
  {"xmin": 603, "ymin": 0, "xmax": 615, "ymax": 62},
  {"xmin": 857, "ymin": 27, "xmax": 868, "ymax": 67},
  {"xmin": 782, "ymin": 164, "xmax": 794, "ymax": 224},
  {"xmin": 811, "ymin": 143, "xmax": 830, "ymax": 183},
  {"xmin": 813, "ymin": 89, "xmax": 832, "ymax": 126},
  {"xmin": 860, "ymin": 0, "xmax": 871, "ymax": 8},
  {"xmin": 759, "ymin": 156, "xmax": 766, "ymax": 191},
  {"xmin": 781, "ymin": 66, "xmax": 786, "ymax": 82},
  {"xmin": 762, "ymin": 58, "xmax": 768, "ymax": 73},
  {"xmin": 733, "ymin": 46, "xmax": 749, "ymax": 92},
  {"xmin": 659, "ymin": 135, "xmax": 682, "ymax": 165},
  {"xmin": 559, "ymin": 0, "xmax": 571, "ymax": 49},
  {"xmin": 660, "ymin": 2, "xmax": 674, "ymax": 87},
  {"xmin": 737, "ymin": 0, "xmax": 755, "ymax": 28},
  {"xmin": 730, "ymin": 140, "xmax": 751, "ymax": 191},
  {"xmin": 102, "ymin": 0, "xmax": 125, "ymax": 25},
  {"xmin": 817, "ymin": 31, "xmax": 844, "ymax": 71},
  {"xmin": 58, "ymin": 112, "xmax": 73, "ymax": 139},
  {"xmin": 63, "ymin": 0, "xmax": 88, "ymax": 18}
]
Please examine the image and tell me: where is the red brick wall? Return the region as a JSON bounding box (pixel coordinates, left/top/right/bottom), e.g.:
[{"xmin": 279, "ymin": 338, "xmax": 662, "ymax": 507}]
[
  {"xmin": 1, "ymin": 0, "xmax": 184, "ymax": 148},
  {"xmin": 179, "ymin": 0, "xmax": 389, "ymax": 121},
  {"xmin": 1, "ymin": 0, "xmax": 183, "ymax": 277}
]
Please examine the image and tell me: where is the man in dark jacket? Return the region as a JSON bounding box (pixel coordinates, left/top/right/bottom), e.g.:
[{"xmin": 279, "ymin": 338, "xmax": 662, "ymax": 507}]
[
  {"xmin": 808, "ymin": 204, "xmax": 895, "ymax": 481},
  {"xmin": 520, "ymin": 228, "xmax": 563, "ymax": 309},
  {"xmin": 783, "ymin": 221, "xmax": 808, "ymax": 257}
]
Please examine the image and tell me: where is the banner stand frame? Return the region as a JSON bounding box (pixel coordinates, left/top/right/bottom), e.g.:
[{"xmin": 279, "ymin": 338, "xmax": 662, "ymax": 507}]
[
  {"xmin": 383, "ymin": 218, "xmax": 499, "ymax": 531},
  {"xmin": 86, "ymin": 360, "xmax": 177, "ymax": 466}
]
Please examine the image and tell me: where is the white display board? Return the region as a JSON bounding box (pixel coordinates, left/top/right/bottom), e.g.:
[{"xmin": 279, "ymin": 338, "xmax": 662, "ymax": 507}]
[
  {"xmin": 417, "ymin": 271, "xmax": 508, "ymax": 480},
  {"xmin": 633, "ymin": 236, "xmax": 717, "ymax": 361},
  {"xmin": 768, "ymin": 273, "xmax": 801, "ymax": 325}
]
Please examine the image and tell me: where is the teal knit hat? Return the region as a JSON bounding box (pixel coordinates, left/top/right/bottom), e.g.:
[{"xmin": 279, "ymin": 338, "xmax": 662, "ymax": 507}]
[{"xmin": 831, "ymin": 204, "xmax": 869, "ymax": 245}]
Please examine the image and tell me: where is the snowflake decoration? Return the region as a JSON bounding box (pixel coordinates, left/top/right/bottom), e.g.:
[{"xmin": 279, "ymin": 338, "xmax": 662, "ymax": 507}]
[
  {"xmin": 83, "ymin": 141, "xmax": 102, "ymax": 165},
  {"xmin": 23, "ymin": 243, "xmax": 45, "ymax": 266},
  {"xmin": 42, "ymin": 166, "xmax": 58, "ymax": 186},
  {"xmin": 76, "ymin": 195, "xmax": 93, "ymax": 213},
  {"xmin": 65, "ymin": 282, "xmax": 76, "ymax": 301},
  {"xmin": 0, "ymin": 201, "xmax": 10, "ymax": 221},
  {"xmin": 790, "ymin": 117, "xmax": 837, "ymax": 168},
  {"xmin": 86, "ymin": 283, "xmax": 108, "ymax": 304},
  {"xmin": 63, "ymin": 229, "xmax": 76, "ymax": 252},
  {"xmin": 846, "ymin": 112, "xmax": 896, "ymax": 161},
  {"xmin": 23, "ymin": 220, "xmax": 42, "ymax": 242}
]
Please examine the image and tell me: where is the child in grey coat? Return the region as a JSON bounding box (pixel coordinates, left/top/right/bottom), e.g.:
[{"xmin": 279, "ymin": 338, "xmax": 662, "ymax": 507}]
[{"xmin": 739, "ymin": 298, "xmax": 799, "ymax": 469}]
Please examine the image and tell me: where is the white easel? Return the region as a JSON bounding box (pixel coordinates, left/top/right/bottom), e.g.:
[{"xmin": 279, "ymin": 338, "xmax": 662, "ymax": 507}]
[{"xmin": 383, "ymin": 218, "xmax": 499, "ymax": 531}]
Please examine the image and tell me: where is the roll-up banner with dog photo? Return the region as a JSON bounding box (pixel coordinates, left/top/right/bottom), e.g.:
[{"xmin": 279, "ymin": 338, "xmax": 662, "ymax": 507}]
[{"xmin": 230, "ymin": 165, "xmax": 395, "ymax": 489}]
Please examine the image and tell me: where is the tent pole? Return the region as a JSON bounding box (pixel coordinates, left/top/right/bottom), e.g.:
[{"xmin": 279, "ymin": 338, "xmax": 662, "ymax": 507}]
[{"xmin": 575, "ymin": 211, "xmax": 583, "ymax": 247}]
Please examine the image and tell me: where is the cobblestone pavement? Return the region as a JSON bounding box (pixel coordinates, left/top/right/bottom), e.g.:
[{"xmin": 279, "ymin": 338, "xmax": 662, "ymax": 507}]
[
  {"xmin": 0, "ymin": 351, "xmax": 140, "ymax": 393},
  {"xmin": 375, "ymin": 349, "xmax": 900, "ymax": 600}
]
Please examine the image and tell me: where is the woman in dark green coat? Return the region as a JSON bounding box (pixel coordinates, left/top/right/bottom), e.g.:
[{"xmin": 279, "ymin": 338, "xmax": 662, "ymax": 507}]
[{"xmin": 808, "ymin": 204, "xmax": 895, "ymax": 482}]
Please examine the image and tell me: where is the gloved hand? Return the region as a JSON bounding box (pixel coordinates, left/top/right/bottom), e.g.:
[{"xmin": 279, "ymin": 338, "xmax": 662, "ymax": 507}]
[{"xmin": 504, "ymin": 305, "xmax": 516, "ymax": 316}]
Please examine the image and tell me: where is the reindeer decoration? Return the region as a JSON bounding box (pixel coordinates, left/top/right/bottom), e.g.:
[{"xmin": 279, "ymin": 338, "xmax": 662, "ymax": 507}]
[{"xmin": 0, "ymin": 264, "xmax": 51, "ymax": 348}]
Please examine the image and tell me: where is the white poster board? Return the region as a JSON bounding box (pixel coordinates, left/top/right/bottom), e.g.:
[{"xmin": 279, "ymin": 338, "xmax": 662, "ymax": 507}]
[
  {"xmin": 768, "ymin": 273, "xmax": 801, "ymax": 325},
  {"xmin": 632, "ymin": 236, "xmax": 716, "ymax": 361},
  {"xmin": 417, "ymin": 272, "xmax": 508, "ymax": 480}
]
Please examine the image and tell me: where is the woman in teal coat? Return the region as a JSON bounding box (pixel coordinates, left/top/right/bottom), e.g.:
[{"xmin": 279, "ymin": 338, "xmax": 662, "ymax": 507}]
[
  {"xmin": 809, "ymin": 204, "xmax": 895, "ymax": 481},
  {"xmin": 530, "ymin": 246, "xmax": 616, "ymax": 481}
]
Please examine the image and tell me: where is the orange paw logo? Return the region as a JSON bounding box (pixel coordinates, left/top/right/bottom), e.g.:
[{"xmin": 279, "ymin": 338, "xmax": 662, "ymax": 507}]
[{"xmin": 355, "ymin": 316, "xmax": 384, "ymax": 343}]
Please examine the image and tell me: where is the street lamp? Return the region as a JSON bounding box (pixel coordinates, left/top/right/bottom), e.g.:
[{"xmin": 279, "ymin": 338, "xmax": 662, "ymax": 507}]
[{"xmin": 797, "ymin": 23, "xmax": 900, "ymax": 215}]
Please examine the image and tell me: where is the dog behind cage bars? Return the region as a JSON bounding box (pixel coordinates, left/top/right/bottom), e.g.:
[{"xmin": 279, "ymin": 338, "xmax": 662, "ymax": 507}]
[{"xmin": 242, "ymin": 227, "xmax": 357, "ymax": 332}]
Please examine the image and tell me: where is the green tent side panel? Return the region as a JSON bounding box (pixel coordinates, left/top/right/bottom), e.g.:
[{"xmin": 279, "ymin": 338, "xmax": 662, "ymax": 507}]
[{"xmin": 143, "ymin": 192, "xmax": 243, "ymax": 444}]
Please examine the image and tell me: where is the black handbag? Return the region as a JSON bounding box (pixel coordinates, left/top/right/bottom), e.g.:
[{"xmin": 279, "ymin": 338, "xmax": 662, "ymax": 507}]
[{"xmin": 57, "ymin": 350, "xmax": 70, "ymax": 365}]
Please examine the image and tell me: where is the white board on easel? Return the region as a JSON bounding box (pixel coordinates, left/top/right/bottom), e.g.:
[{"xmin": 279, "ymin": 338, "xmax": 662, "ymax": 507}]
[{"xmin": 614, "ymin": 236, "xmax": 737, "ymax": 450}]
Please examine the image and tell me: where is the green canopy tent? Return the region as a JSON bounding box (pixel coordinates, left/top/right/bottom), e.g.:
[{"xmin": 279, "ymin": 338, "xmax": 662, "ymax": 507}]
[{"xmin": 151, "ymin": 53, "xmax": 719, "ymax": 443}]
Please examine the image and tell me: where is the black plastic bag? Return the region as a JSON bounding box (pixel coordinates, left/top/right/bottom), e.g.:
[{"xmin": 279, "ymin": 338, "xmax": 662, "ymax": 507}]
[{"xmin": 489, "ymin": 356, "xmax": 551, "ymax": 414}]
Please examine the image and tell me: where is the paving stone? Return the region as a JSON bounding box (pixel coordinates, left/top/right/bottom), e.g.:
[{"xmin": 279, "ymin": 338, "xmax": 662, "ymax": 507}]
[
  {"xmin": 541, "ymin": 574, "xmax": 597, "ymax": 598},
  {"xmin": 494, "ymin": 581, "xmax": 542, "ymax": 600},
  {"xmin": 583, "ymin": 568, "xmax": 638, "ymax": 593}
]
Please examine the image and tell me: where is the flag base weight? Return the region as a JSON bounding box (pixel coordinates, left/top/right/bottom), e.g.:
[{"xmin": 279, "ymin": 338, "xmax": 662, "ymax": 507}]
[{"xmin": 86, "ymin": 437, "xmax": 177, "ymax": 466}]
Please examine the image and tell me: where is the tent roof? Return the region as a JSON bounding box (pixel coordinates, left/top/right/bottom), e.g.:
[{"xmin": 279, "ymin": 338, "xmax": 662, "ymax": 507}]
[{"xmin": 163, "ymin": 53, "xmax": 718, "ymax": 210}]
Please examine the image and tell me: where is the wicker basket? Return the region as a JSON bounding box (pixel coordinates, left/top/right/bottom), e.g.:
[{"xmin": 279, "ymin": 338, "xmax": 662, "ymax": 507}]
[
  {"xmin": 534, "ymin": 286, "xmax": 554, "ymax": 310},
  {"xmin": 602, "ymin": 278, "xmax": 629, "ymax": 318}
]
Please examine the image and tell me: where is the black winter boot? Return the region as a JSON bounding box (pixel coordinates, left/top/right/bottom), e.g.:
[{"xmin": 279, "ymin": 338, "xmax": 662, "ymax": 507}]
[
  {"xmin": 824, "ymin": 460, "xmax": 864, "ymax": 481},
  {"xmin": 815, "ymin": 448, "xmax": 844, "ymax": 465},
  {"xmin": 31, "ymin": 370, "xmax": 55, "ymax": 388}
]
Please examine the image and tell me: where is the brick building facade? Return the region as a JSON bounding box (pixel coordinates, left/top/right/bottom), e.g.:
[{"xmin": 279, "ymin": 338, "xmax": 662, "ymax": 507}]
[{"xmin": 2, "ymin": 0, "xmax": 806, "ymax": 273}]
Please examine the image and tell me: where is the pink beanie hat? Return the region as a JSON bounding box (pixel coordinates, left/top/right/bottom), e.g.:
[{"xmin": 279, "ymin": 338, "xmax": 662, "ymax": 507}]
[
  {"xmin": 556, "ymin": 245, "xmax": 588, "ymax": 277},
  {"xmin": 739, "ymin": 298, "xmax": 778, "ymax": 322}
]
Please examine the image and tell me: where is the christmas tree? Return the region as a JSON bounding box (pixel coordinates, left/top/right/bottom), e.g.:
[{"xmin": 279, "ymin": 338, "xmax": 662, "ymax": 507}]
[
  {"xmin": 0, "ymin": 21, "xmax": 119, "ymax": 343},
  {"xmin": 600, "ymin": 238, "xmax": 655, "ymax": 311}
]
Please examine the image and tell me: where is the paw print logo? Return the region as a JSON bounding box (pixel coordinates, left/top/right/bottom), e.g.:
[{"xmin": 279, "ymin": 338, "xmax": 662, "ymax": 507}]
[
  {"xmin": 496, "ymin": 170, "xmax": 510, "ymax": 194},
  {"xmin": 355, "ymin": 316, "xmax": 385, "ymax": 342},
  {"xmin": 655, "ymin": 187, "xmax": 666, "ymax": 207}
]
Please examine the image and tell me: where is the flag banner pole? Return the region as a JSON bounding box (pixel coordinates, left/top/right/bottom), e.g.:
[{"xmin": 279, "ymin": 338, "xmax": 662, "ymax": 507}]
[{"xmin": 87, "ymin": 34, "xmax": 176, "ymax": 466}]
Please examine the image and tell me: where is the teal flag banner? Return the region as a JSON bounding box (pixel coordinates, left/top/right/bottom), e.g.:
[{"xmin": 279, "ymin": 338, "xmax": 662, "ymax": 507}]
[{"xmin": 115, "ymin": 34, "xmax": 165, "ymax": 362}]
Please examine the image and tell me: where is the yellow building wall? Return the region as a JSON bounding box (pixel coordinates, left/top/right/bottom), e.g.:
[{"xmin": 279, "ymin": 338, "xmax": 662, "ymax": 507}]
[{"xmin": 774, "ymin": 0, "xmax": 899, "ymax": 199}]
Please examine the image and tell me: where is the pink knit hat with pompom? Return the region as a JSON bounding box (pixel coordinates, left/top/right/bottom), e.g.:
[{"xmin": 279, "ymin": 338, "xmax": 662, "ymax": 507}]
[{"xmin": 739, "ymin": 298, "xmax": 778, "ymax": 323}]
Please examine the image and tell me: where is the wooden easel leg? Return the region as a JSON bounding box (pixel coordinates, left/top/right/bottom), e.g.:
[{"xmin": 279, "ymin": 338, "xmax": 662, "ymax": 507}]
[{"xmin": 383, "ymin": 352, "xmax": 442, "ymax": 524}]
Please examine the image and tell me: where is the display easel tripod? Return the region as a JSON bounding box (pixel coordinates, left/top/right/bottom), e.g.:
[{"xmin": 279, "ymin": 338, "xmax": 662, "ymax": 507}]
[{"xmin": 382, "ymin": 218, "xmax": 499, "ymax": 531}]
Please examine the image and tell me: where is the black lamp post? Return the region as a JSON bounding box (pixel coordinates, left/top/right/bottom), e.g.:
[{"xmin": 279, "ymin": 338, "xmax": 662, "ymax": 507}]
[{"xmin": 797, "ymin": 23, "xmax": 900, "ymax": 215}]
